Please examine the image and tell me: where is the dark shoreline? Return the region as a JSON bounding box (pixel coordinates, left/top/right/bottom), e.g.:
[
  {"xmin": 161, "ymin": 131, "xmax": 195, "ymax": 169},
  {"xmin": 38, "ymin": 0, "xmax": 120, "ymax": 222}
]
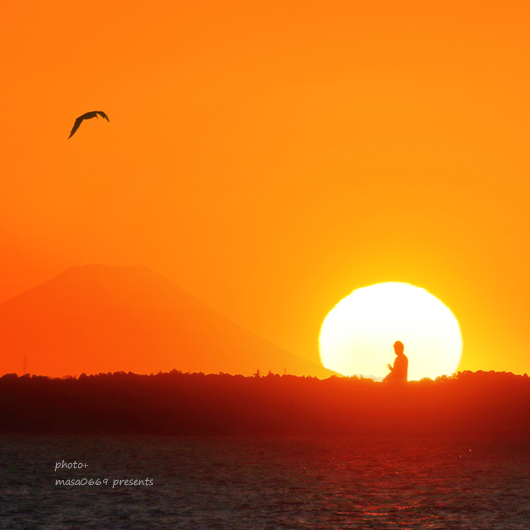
[{"xmin": 1, "ymin": 370, "xmax": 529, "ymax": 437}]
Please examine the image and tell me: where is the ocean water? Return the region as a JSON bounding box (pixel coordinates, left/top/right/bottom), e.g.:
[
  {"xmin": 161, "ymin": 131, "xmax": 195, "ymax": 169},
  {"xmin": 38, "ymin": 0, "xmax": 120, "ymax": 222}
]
[{"xmin": 1, "ymin": 436, "xmax": 529, "ymax": 529}]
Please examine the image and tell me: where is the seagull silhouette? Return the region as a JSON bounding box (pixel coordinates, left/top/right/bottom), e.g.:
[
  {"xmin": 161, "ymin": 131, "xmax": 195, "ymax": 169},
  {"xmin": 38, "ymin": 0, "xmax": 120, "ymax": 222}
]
[{"xmin": 68, "ymin": 111, "xmax": 110, "ymax": 139}]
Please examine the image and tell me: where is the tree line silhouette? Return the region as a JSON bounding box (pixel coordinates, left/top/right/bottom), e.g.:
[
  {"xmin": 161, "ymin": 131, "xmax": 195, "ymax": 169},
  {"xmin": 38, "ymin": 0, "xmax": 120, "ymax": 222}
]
[{"xmin": 1, "ymin": 369, "xmax": 529, "ymax": 436}]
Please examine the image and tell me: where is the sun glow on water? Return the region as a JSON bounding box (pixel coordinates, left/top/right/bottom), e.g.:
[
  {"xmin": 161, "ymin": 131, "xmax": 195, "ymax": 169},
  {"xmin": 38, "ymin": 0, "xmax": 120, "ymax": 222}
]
[{"xmin": 319, "ymin": 282, "xmax": 463, "ymax": 381}]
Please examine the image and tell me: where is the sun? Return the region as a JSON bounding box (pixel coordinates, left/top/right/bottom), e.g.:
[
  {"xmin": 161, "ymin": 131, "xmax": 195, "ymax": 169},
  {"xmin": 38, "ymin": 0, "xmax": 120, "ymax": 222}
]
[{"xmin": 319, "ymin": 282, "xmax": 462, "ymax": 381}]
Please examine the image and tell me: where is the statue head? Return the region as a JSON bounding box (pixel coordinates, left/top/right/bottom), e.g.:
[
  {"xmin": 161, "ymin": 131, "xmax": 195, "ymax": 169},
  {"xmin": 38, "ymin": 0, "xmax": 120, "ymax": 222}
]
[{"xmin": 393, "ymin": 340, "xmax": 404, "ymax": 355}]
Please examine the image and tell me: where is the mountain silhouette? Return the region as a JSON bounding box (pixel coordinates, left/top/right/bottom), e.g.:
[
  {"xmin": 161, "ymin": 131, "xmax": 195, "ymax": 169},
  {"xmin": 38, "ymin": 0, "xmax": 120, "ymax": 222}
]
[{"xmin": 0, "ymin": 264, "xmax": 336, "ymax": 378}]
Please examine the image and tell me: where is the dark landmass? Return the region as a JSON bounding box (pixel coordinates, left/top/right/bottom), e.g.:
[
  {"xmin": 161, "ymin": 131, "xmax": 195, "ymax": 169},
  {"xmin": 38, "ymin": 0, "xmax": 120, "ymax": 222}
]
[{"xmin": 1, "ymin": 370, "xmax": 529, "ymax": 436}]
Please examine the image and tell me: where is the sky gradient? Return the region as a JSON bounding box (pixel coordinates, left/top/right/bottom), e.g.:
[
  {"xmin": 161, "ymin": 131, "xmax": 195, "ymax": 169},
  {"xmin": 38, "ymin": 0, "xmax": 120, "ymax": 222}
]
[{"xmin": 2, "ymin": 1, "xmax": 530, "ymax": 375}]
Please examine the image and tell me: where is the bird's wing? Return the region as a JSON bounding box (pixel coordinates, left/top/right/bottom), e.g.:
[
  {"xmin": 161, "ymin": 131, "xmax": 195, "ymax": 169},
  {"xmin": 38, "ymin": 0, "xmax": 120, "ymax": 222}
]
[
  {"xmin": 68, "ymin": 117, "xmax": 84, "ymax": 139},
  {"xmin": 96, "ymin": 111, "xmax": 110, "ymax": 121}
]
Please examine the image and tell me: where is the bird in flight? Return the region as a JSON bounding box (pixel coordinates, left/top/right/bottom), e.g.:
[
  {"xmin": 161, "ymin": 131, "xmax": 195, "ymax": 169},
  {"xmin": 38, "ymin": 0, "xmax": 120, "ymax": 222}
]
[{"xmin": 68, "ymin": 111, "xmax": 110, "ymax": 139}]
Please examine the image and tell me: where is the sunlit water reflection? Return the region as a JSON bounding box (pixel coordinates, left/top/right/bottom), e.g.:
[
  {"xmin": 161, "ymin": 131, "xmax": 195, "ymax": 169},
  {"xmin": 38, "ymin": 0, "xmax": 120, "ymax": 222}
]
[{"xmin": 1, "ymin": 436, "xmax": 529, "ymax": 529}]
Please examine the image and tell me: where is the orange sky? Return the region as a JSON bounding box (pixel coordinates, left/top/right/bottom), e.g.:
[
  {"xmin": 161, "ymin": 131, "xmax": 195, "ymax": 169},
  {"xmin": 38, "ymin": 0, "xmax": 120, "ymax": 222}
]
[{"xmin": 2, "ymin": 1, "xmax": 530, "ymax": 375}]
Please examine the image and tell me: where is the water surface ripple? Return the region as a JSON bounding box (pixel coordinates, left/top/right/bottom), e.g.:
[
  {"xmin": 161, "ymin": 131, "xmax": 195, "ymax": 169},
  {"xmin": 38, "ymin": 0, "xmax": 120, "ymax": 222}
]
[{"xmin": 1, "ymin": 436, "xmax": 529, "ymax": 529}]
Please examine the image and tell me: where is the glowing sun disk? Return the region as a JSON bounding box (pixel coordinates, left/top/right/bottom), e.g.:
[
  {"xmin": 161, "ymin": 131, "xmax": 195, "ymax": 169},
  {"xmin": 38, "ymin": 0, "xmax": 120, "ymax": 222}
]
[{"xmin": 319, "ymin": 283, "xmax": 462, "ymax": 381}]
